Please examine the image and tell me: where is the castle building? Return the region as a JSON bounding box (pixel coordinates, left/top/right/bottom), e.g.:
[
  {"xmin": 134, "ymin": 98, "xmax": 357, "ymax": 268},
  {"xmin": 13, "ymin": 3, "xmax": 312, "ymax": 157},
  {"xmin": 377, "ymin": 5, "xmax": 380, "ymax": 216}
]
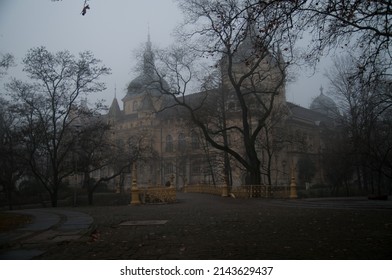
[{"xmin": 106, "ymin": 34, "xmax": 339, "ymax": 190}]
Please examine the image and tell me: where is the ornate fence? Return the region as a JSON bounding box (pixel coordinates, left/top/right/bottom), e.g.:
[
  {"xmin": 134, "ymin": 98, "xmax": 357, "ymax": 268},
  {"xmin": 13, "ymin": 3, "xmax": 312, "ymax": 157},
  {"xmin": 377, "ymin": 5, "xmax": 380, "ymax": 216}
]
[
  {"xmin": 140, "ymin": 186, "xmax": 177, "ymax": 203},
  {"xmin": 231, "ymin": 185, "xmax": 289, "ymax": 198},
  {"xmin": 135, "ymin": 184, "xmax": 289, "ymax": 203},
  {"xmin": 183, "ymin": 184, "xmax": 225, "ymax": 196},
  {"xmin": 184, "ymin": 184, "xmax": 290, "ymax": 199}
]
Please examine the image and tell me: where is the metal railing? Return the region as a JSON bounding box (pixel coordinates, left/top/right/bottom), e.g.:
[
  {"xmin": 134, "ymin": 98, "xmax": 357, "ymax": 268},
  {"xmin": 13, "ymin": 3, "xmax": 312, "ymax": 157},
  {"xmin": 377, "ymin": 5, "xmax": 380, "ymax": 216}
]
[{"xmin": 184, "ymin": 184, "xmax": 290, "ymax": 198}]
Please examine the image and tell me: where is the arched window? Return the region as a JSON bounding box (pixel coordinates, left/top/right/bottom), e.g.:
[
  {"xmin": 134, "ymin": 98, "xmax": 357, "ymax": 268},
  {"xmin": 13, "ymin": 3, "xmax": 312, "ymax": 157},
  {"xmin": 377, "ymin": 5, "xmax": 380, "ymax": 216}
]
[
  {"xmin": 191, "ymin": 161, "xmax": 202, "ymax": 175},
  {"xmin": 165, "ymin": 135, "xmax": 173, "ymax": 152},
  {"xmin": 178, "ymin": 133, "xmax": 186, "ymax": 151},
  {"xmin": 191, "ymin": 133, "xmax": 200, "ymax": 150},
  {"xmin": 133, "ymin": 101, "xmax": 139, "ymax": 111},
  {"xmin": 228, "ymin": 102, "xmax": 236, "ymax": 111},
  {"xmin": 165, "ymin": 162, "xmax": 174, "ymax": 175}
]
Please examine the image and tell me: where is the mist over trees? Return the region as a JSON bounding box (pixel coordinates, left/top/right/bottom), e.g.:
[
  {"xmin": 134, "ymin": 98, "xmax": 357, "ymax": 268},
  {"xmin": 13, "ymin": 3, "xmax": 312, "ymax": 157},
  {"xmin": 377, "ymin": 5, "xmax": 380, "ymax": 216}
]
[
  {"xmin": 124, "ymin": 0, "xmax": 392, "ymax": 191},
  {"xmin": 0, "ymin": 53, "xmax": 14, "ymax": 78},
  {"xmin": 326, "ymin": 55, "xmax": 392, "ymax": 195},
  {"xmin": 301, "ymin": 0, "xmax": 392, "ymax": 195},
  {"xmin": 3, "ymin": 47, "xmax": 111, "ymax": 207},
  {"xmin": 1, "ymin": 0, "xmax": 392, "ymax": 206},
  {"xmin": 299, "ymin": 0, "xmax": 392, "ymax": 84},
  {"xmin": 149, "ymin": 0, "xmax": 300, "ymax": 185}
]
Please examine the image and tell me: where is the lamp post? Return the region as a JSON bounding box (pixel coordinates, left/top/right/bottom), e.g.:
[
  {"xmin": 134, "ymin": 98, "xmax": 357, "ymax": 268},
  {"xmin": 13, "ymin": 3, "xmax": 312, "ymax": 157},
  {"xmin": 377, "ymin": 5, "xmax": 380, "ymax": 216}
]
[
  {"xmin": 289, "ymin": 161, "xmax": 298, "ymax": 199},
  {"xmin": 170, "ymin": 173, "xmax": 175, "ymax": 188},
  {"xmin": 73, "ymin": 123, "xmax": 82, "ymax": 207},
  {"xmin": 282, "ymin": 160, "xmax": 287, "ymax": 195},
  {"xmin": 221, "ymin": 168, "xmax": 229, "ymax": 197},
  {"xmin": 130, "ymin": 161, "xmax": 141, "ymax": 205}
]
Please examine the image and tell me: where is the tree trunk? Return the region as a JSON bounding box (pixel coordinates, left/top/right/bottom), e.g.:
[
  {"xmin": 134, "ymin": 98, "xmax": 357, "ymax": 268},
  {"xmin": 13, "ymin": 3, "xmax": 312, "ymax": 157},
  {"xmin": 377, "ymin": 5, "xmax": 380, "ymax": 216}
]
[
  {"xmin": 246, "ymin": 157, "xmax": 262, "ymax": 185},
  {"xmin": 5, "ymin": 184, "xmax": 13, "ymax": 211},
  {"xmin": 83, "ymin": 172, "xmax": 94, "ymax": 205},
  {"xmin": 245, "ymin": 140, "xmax": 262, "ymax": 185},
  {"xmin": 50, "ymin": 188, "xmax": 58, "ymax": 207},
  {"xmin": 88, "ymin": 189, "xmax": 94, "ymax": 206}
]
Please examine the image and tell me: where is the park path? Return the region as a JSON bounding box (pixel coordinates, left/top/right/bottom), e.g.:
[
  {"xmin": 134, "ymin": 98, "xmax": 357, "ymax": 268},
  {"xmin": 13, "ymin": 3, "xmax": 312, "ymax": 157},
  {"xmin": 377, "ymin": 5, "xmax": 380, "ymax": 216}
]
[{"xmin": 1, "ymin": 193, "xmax": 391, "ymax": 259}]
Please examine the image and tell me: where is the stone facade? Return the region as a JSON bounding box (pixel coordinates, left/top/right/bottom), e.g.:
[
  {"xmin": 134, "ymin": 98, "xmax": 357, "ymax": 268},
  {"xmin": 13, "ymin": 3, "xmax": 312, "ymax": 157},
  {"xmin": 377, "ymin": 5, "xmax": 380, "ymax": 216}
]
[{"xmin": 106, "ymin": 35, "xmax": 338, "ymax": 191}]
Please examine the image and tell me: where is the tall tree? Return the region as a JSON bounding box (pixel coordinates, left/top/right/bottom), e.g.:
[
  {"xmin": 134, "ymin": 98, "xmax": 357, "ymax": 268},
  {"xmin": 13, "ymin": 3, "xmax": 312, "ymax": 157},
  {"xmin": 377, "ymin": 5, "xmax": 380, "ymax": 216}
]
[
  {"xmin": 326, "ymin": 55, "xmax": 392, "ymax": 194},
  {"xmin": 74, "ymin": 116, "xmax": 153, "ymax": 205},
  {"xmin": 149, "ymin": 0, "xmax": 300, "ymax": 185},
  {"xmin": 0, "ymin": 53, "xmax": 14, "ymax": 78},
  {"xmin": 7, "ymin": 47, "xmax": 110, "ymax": 207},
  {"xmin": 300, "ymin": 0, "xmax": 392, "ymax": 85},
  {"xmin": 0, "ymin": 98, "xmax": 26, "ymax": 210},
  {"xmin": 0, "ymin": 53, "xmax": 20, "ymax": 209}
]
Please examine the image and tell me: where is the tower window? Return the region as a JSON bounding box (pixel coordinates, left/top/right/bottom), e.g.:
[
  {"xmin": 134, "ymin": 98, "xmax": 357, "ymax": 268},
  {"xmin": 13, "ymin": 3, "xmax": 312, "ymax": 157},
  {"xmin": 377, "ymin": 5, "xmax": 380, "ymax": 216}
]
[
  {"xmin": 178, "ymin": 133, "xmax": 186, "ymax": 152},
  {"xmin": 133, "ymin": 101, "xmax": 139, "ymax": 111},
  {"xmin": 165, "ymin": 135, "xmax": 173, "ymax": 152},
  {"xmin": 191, "ymin": 133, "xmax": 200, "ymax": 150}
]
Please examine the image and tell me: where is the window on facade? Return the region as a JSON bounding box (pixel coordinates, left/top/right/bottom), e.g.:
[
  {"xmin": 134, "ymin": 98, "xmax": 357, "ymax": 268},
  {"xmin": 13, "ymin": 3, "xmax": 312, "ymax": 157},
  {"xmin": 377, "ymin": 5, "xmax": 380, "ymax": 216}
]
[
  {"xmin": 165, "ymin": 162, "xmax": 174, "ymax": 175},
  {"xmin": 178, "ymin": 133, "xmax": 186, "ymax": 152},
  {"xmin": 165, "ymin": 134, "xmax": 173, "ymax": 152},
  {"xmin": 191, "ymin": 162, "xmax": 202, "ymax": 175},
  {"xmin": 191, "ymin": 133, "xmax": 200, "ymax": 150},
  {"xmin": 133, "ymin": 101, "xmax": 138, "ymax": 111}
]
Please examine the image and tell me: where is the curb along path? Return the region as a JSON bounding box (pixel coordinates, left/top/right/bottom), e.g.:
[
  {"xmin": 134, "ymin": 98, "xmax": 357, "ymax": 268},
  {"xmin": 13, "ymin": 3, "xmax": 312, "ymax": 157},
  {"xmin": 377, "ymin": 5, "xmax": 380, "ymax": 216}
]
[
  {"xmin": 0, "ymin": 209, "xmax": 93, "ymax": 260},
  {"xmin": 36, "ymin": 193, "xmax": 392, "ymax": 260}
]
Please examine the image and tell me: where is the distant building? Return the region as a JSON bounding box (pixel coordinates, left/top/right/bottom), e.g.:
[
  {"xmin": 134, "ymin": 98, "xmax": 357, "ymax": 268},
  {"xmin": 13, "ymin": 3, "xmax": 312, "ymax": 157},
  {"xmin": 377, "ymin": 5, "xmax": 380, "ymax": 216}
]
[
  {"xmin": 105, "ymin": 34, "xmax": 339, "ymax": 190},
  {"xmin": 310, "ymin": 86, "xmax": 340, "ymax": 118}
]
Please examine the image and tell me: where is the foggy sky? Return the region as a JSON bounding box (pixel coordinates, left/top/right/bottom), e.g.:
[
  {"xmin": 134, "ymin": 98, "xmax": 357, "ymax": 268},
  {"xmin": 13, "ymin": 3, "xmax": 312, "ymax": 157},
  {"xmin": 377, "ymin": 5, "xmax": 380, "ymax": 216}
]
[{"xmin": 0, "ymin": 0, "xmax": 328, "ymax": 108}]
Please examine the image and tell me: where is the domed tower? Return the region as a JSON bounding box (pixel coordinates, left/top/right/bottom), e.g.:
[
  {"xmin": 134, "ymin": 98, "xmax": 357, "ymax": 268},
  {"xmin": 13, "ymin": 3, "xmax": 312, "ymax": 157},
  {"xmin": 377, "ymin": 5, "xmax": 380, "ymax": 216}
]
[
  {"xmin": 122, "ymin": 32, "xmax": 169, "ymax": 115},
  {"xmin": 310, "ymin": 86, "xmax": 339, "ymax": 118}
]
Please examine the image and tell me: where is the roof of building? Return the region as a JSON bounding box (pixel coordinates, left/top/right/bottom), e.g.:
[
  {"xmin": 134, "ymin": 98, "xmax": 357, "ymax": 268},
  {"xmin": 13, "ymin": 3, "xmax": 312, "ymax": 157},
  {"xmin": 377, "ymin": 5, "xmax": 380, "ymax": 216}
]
[
  {"xmin": 309, "ymin": 86, "xmax": 340, "ymax": 118},
  {"xmin": 108, "ymin": 97, "xmax": 122, "ymax": 119},
  {"xmin": 287, "ymin": 101, "xmax": 336, "ymax": 127},
  {"xmin": 124, "ymin": 34, "xmax": 169, "ymax": 98}
]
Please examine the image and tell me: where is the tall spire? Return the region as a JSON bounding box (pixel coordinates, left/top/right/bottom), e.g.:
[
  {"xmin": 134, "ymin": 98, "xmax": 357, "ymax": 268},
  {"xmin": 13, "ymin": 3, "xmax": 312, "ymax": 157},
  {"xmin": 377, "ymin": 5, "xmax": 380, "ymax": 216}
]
[
  {"xmin": 147, "ymin": 23, "xmax": 151, "ymax": 47},
  {"xmin": 320, "ymin": 85, "xmax": 324, "ymax": 95},
  {"xmin": 109, "ymin": 86, "xmax": 121, "ymax": 121},
  {"xmin": 144, "ymin": 25, "xmax": 154, "ymax": 76}
]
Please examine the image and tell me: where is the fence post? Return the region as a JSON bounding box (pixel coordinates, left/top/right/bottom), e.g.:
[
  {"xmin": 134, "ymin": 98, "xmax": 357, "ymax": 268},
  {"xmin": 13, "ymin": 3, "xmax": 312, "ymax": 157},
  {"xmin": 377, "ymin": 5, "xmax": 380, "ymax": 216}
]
[
  {"xmin": 289, "ymin": 165, "xmax": 298, "ymax": 199},
  {"xmin": 130, "ymin": 162, "xmax": 141, "ymax": 205},
  {"xmin": 222, "ymin": 173, "xmax": 229, "ymax": 197}
]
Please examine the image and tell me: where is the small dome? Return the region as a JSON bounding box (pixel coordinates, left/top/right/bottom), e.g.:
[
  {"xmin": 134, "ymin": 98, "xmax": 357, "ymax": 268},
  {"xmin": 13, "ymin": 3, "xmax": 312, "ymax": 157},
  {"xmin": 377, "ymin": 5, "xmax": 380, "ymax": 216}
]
[
  {"xmin": 127, "ymin": 73, "xmax": 169, "ymax": 96},
  {"xmin": 310, "ymin": 86, "xmax": 339, "ymax": 118},
  {"xmin": 126, "ymin": 33, "xmax": 169, "ymax": 97}
]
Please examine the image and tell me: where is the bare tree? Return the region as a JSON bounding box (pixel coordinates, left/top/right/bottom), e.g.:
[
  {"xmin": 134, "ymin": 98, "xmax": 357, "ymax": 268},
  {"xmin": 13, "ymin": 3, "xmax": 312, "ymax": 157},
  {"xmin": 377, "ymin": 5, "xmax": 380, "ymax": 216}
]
[
  {"xmin": 6, "ymin": 46, "xmax": 110, "ymax": 207},
  {"xmin": 257, "ymin": 103, "xmax": 289, "ymax": 185},
  {"xmin": 0, "ymin": 99, "xmax": 27, "ymax": 210},
  {"xmin": 300, "ymin": 0, "xmax": 392, "ymax": 83},
  {"xmin": 0, "ymin": 53, "xmax": 15, "ymax": 78},
  {"xmin": 326, "ymin": 55, "xmax": 392, "ymax": 194},
  {"xmin": 148, "ymin": 0, "xmax": 299, "ymax": 185},
  {"xmin": 0, "ymin": 53, "xmax": 23, "ymax": 209},
  {"xmin": 321, "ymin": 130, "xmax": 355, "ymax": 196},
  {"xmin": 70, "ymin": 110, "xmax": 132, "ymax": 205}
]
